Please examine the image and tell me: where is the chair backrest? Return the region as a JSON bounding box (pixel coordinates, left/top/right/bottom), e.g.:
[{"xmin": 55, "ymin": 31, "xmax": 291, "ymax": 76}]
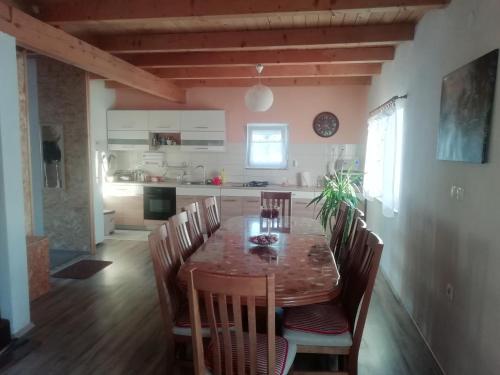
[
  {"xmin": 346, "ymin": 208, "xmax": 365, "ymax": 253},
  {"xmin": 339, "ymin": 218, "xmax": 367, "ymax": 278},
  {"xmin": 148, "ymin": 223, "xmax": 182, "ymax": 338},
  {"xmin": 261, "ymin": 191, "xmax": 292, "ymax": 218},
  {"xmin": 182, "ymin": 201, "xmax": 205, "ymax": 249},
  {"xmin": 329, "ymin": 201, "xmax": 350, "ymax": 260},
  {"xmin": 341, "ymin": 227, "xmax": 383, "ymax": 360},
  {"xmin": 188, "ymin": 270, "xmax": 276, "ymax": 375},
  {"xmin": 203, "ymin": 196, "xmax": 221, "ymax": 237},
  {"xmin": 337, "ymin": 208, "xmax": 365, "ymax": 268},
  {"xmin": 169, "ymin": 211, "xmax": 196, "ymax": 261}
]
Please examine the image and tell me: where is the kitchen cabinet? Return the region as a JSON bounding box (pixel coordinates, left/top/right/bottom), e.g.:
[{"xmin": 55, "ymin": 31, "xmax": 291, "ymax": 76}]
[
  {"xmin": 181, "ymin": 110, "xmax": 225, "ymax": 132},
  {"xmin": 242, "ymin": 196, "xmax": 261, "ymax": 216},
  {"xmin": 103, "ymin": 184, "xmax": 144, "ymax": 227},
  {"xmin": 221, "ymin": 196, "xmax": 243, "ymax": 222},
  {"xmin": 148, "ymin": 110, "xmax": 181, "ymax": 132},
  {"xmin": 176, "ymin": 195, "xmax": 197, "ymax": 214},
  {"xmin": 180, "ymin": 131, "xmax": 225, "ymax": 152},
  {"xmin": 107, "ymin": 110, "xmax": 148, "ymax": 131},
  {"xmin": 104, "ymin": 195, "xmax": 144, "ymax": 227},
  {"xmin": 292, "ymin": 198, "xmax": 317, "ymax": 219},
  {"xmin": 107, "ymin": 130, "xmax": 149, "ymax": 151}
]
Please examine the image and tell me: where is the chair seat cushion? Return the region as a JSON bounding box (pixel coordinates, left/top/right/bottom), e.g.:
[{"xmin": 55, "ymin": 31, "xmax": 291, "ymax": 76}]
[
  {"xmin": 282, "ymin": 302, "xmax": 352, "ymax": 348},
  {"xmin": 283, "ymin": 327, "xmax": 352, "ymax": 348},
  {"xmin": 283, "ymin": 302, "xmax": 349, "ymax": 334},
  {"xmin": 208, "ymin": 332, "xmax": 296, "ymax": 375},
  {"xmin": 173, "ymin": 303, "xmax": 235, "ymax": 337}
]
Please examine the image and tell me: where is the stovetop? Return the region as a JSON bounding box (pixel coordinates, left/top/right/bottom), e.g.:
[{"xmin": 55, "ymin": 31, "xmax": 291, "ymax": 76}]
[{"xmin": 243, "ymin": 181, "xmax": 269, "ymax": 187}]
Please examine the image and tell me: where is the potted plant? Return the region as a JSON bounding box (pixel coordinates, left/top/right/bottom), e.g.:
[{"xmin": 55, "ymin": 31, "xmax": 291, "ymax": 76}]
[{"xmin": 308, "ymin": 169, "xmax": 362, "ymax": 235}]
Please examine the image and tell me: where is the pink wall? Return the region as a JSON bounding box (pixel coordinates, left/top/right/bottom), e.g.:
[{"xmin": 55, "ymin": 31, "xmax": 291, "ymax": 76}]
[{"xmin": 113, "ymin": 86, "xmax": 369, "ymax": 144}]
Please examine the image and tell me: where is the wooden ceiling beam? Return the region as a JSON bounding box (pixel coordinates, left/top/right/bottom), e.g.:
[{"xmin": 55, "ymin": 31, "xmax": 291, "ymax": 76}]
[
  {"xmin": 105, "ymin": 76, "xmax": 373, "ymax": 89},
  {"xmin": 37, "ymin": 0, "xmax": 450, "ymax": 24},
  {"xmin": 0, "ymin": 1, "xmax": 185, "ymax": 102},
  {"xmin": 146, "ymin": 63, "xmax": 382, "ymax": 79},
  {"xmin": 120, "ymin": 47, "xmax": 395, "ymax": 68},
  {"xmin": 97, "ymin": 23, "xmax": 415, "ymax": 53}
]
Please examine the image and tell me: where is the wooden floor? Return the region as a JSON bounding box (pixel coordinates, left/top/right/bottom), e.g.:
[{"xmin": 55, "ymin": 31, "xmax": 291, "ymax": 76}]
[{"xmin": 2, "ymin": 239, "xmax": 442, "ymax": 375}]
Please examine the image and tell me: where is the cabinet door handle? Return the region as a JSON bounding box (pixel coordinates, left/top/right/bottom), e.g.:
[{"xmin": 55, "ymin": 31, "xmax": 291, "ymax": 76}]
[
  {"xmin": 223, "ymin": 199, "xmax": 238, "ymax": 202},
  {"xmin": 194, "ymin": 126, "xmax": 209, "ymax": 129},
  {"xmin": 195, "ymin": 147, "xmax": 209, "ymax": 150}
]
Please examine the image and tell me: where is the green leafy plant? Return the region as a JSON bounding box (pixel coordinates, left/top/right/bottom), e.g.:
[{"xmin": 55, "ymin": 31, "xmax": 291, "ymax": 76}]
[{"xmin": 308, "ymin": 170, "xmax": 362, "ymax": 233}]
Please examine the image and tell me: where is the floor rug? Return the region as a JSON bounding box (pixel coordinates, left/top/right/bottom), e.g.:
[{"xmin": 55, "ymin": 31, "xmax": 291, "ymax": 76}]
[{"xmin": 52, "ymin": 260, "xmax": 112, "ymax": 279}]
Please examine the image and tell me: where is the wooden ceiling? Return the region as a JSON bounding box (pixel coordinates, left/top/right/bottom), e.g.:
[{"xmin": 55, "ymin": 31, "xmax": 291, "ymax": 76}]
[{"xmin": 24, "ymin": 0, "xmax": 450, "ymax": 89}]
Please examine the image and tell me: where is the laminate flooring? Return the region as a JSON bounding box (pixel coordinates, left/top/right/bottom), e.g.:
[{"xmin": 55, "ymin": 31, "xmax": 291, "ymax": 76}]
[{"xmin": 1, "ymin": 239, "xmax": 442, "ymax": 375}]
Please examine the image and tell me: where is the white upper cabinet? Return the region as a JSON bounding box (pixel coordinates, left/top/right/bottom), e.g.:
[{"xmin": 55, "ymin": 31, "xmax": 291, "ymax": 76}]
[
  {"xmin": 148, "ymin": 110, "xmax": 181, "ymax": 132},
  {"xmin": 180, "ymin": 110, "xmax": 225, "ymax": 132},
  {"xmin": 107, "ymin": 110, "xmax": 148, "ymax": 131}
]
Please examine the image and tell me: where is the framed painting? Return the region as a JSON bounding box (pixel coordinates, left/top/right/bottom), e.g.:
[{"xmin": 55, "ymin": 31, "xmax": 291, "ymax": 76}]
[{"xmin": 437, "ymin": 49, "xmax": 498, "ymax": 163}]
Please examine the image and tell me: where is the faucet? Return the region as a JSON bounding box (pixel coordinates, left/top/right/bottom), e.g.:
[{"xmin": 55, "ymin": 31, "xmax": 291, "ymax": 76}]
[{"xmin": 194, "ymin": 165, "xmax": 206, "ymax": 184}]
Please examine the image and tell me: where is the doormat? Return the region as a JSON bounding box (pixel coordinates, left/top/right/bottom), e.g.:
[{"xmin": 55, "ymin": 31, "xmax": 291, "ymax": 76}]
[{"xmin": 52, "ymin": 260, "xmax": 112, "ymax": 279}]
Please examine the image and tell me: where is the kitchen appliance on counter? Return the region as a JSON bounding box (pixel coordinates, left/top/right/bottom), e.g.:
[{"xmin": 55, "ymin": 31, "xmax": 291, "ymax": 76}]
[
  {"xmin": 112, "ymin": 169, "xmax": 149, "ymax": 182},
  {"xmin": 113, "ymin": 170, "xmax": 136, "ymax": 182},
  {"xmin": 243, "ymin": 181, "xmax": 269, "ymax": 187},
  {"xmin": 143, "ymin": 186, "xmax": 176, "ymax": 220}
]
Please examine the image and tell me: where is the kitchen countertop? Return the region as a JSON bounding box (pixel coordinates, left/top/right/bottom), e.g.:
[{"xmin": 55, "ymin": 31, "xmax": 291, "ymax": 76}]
[{"xmin": 107, "ymin": 181, "xmax": 319, "ymax": 192}]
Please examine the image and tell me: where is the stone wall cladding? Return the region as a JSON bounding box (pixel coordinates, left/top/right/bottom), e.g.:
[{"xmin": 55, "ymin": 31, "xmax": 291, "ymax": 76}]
[{"xmin": 37, "ymin": 56, "xmax": 91, "ymax": 252}]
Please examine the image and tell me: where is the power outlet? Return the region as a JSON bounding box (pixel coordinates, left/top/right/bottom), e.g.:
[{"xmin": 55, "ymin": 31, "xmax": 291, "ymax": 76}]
[
  {"xmin": 450, "ymin": 185, "xmax": 465, "ymax": 201},
  {"xmin": 446, "ymin": 283, "xmax": 454, "ymax": 302}
]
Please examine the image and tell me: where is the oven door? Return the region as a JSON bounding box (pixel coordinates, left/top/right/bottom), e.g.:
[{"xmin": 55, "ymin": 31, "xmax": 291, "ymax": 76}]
[{"xmin": 143, "ymin": 187, "xmax": 176, "ymax": 220}]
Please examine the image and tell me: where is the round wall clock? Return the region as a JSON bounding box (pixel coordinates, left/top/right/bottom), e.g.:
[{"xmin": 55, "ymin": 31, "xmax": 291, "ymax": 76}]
[{"xmin": 313, "ymin": 112, "xmax": 339, "ymax": 138}]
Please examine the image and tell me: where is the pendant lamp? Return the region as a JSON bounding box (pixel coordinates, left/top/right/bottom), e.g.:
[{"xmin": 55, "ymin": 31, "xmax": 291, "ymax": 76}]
[{"xmin": 245, "ymin": 64, "xmax": 274, "ymax": 112}]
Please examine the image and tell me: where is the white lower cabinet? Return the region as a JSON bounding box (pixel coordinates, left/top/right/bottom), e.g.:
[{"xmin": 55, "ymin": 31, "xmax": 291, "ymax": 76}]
[
  {"xmin": 292, "ymin": 198, "xmax": 317, "ymax": 219},
  {"xmin": 220, "ymin": 196, "xmax": 243, "ymax": 222},
  {"xmin": 242, "ymin": 197, "xmax": 261, "ymax": 216}
]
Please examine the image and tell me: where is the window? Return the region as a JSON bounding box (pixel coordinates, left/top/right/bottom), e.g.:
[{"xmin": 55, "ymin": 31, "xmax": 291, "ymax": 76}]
[
  {"xmin": 363, "ymin": 100, "xmax": 405, "ymax": 217},
  {"xmin": 246, "ymin": 124, "xmax": 288, "ymax": 169}
]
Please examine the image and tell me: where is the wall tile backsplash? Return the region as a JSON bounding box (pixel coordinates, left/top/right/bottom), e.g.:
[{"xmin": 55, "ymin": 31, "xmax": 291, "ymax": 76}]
[{"xmin": 113, "ymin": 143, "xmax": 362, "ymax": 186}]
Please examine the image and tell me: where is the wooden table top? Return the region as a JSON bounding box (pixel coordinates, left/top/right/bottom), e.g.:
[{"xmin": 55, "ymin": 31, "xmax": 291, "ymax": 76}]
[{"xmin": 177, "ymin": 215, "xmax": 340, "ymax": 307}]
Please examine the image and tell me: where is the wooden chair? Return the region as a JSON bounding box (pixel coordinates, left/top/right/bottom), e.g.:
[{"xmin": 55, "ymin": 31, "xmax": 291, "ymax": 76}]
[
  {"xmin": 182, "ymin": 201, "xmax": 205, "ymax": 249},
  {"xmin": 187, "ymin": 270, "xmax": 297, "ymax": 375},
  {"xmin": 170, "ymin": 211, "xmax": 196, "ymax": 261},
  {"xmin": 203, "ymin": 196, "xmax": 221, "ymax": 238},
  {"xmin": 329, "ymin": 201, "xmax": 351, "ymax": 261},
  {"xmin": 148, "ymin": 223, "xmax": 192, "ymax": 364},
  {"xmin": 149, "ymin": 224, "xmax": 236, "ymax": 367},
  {"xmin": 282, "ymin": 227, "xmax": 383, "ymax": 375},
  {"xmin": 261, "ymin": 191, "xmax": 292, "ymax": 218}
]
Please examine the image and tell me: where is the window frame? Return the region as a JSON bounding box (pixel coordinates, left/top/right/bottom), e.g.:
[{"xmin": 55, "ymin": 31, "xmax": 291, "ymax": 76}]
[{"xmin": 245, "ymin": 123, "xmax": 289, "ymax": 170}]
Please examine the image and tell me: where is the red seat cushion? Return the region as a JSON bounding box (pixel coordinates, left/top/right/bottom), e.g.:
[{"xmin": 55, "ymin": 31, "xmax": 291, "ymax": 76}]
[
  {"xmin": 208, "ymin": 332, "xmax": 290, "ymax": 375},
  {"xmin": 283, "ymin": 302, "xmax": 349, "ymax": 334}
]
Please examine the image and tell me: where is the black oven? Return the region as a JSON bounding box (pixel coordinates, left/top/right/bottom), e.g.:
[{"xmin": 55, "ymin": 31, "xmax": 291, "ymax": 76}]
[{"xmin": 143, "ymin": 187, "xmax": 176, "ymax": 220}]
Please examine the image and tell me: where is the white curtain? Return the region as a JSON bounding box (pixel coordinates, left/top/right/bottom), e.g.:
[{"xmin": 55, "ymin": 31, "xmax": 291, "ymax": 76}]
[{"xmin": 364, "ymin": 100, "xmax": 404, "ymax": 217}]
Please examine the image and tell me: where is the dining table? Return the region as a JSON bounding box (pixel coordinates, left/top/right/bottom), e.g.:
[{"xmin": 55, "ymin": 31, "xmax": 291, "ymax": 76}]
[{"xmin": 176, "ymin": 215, "xmax": 341, "ymax": 307}]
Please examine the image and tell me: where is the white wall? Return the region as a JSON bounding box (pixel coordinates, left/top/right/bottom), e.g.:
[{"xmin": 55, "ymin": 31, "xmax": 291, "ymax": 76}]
[
  {"xmin": 0, "ymin": 33, "xmax": 31, "ymax": 334},
  {"xmin": 89, "ymin": 80, "xmax": 116, "ymax": 243},
  {"xmin": 366, "ymin": 1, "xmax": 500, "ymax": 374}
]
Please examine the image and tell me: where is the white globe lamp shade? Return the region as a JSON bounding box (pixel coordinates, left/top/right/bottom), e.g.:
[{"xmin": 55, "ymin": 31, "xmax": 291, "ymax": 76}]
[{"xmin": 245, "ymin": 84, "xmax": 274, "ymax": 112}]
